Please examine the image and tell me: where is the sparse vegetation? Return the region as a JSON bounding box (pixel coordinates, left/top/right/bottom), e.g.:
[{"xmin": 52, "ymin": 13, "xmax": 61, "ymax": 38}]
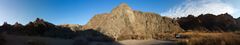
[{"xmin": 176, "ymin": 32, "xmax": 240, "ymax": 45}]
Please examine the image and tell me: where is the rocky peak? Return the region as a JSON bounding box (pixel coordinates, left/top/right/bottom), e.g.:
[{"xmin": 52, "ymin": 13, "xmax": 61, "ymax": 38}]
[
  {"xmin": 0, "ymin": 22, "xmax": 12, "ymax": 30},
  {"xmin": 35, "ymin": 18, "xmax": 44, "ymax": 23},
  {"xmin": 83, "ymin": 3, "xmax": 183, "ymax": 40},
  {"xmin": 111, "ymin": 3, "xmax": 136, "ymax": 23},
  {"xmin": 25, "ymin": 18, "xmax": 55, "ymax": 28},
  {"xmin": 2, "ymin": 22, "xmax": 11, "ymax": 27},
  {"xmin": 13, "ymin": 22, "xmax": 23, "ymax": 27},
  {"xmin": 111, "ymin": 3, "xmax": 134, "ymax": 16},
  {"xmin": 218, "ymin": 13, "xmax": 234, "ymax": 19}
]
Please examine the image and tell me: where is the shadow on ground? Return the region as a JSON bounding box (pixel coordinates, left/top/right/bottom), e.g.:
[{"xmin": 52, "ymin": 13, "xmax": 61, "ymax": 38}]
[
  {"xmin": 73, "ymin": 29, "xmax": 121, "ymax": 45},
  {"xmin": 0, "ymin": 29, "xmax": 122, "ymax": 45}
]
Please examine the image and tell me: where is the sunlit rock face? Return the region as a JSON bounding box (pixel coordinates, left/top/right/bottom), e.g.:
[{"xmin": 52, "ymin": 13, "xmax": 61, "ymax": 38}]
[
  {"xmin": 83, "ymin": 3, "xmax": 183, "ymax": 40},
  {"xmin": 58, "ymin": 24, "xmax": 82, "ymax": 31}
]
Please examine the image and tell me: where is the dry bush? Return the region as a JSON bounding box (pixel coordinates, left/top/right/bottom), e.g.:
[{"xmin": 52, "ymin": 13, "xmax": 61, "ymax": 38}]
[
  {"xmin": 153, "ymin": 33, "xmax": 176, "ymax": 40},
  {"xmin": 117, "ymin": 33, "xmax": 177, "ymax": 41},
  {"xmin": 177, "ymin": 32, "xmax": 240, "ymax": 45},
  {"xmin": 117, "ymin": 34, "xmax": 149, "ymax": 41}
]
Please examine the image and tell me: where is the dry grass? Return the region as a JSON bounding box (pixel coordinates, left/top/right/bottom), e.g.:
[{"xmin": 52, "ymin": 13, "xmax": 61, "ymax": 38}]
[
  {"xmin": 177, "ymin": 32, "xmax": 240, "ymax": 45},
  {"xmin": 117, "ymin": 33, "xmax": 177, "ymax": 41}
]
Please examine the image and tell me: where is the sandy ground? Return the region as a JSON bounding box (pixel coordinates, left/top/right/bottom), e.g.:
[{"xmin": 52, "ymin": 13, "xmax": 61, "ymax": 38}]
[{"xmin": 119, "ymin": 40, "xmax": 176, "ymax": 45}]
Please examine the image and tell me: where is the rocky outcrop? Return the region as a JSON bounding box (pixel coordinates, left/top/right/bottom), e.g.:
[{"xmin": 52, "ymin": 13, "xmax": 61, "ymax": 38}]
[
  {"xmin": 25, "ymin": 18, "xmax": 56, "ymax": 29},
  {"xmin": 58, "ymin": 24, "xmax": 82, "ymax": 31},
  {"xmin": 82, "ymin": 3, "xmax": 183, "ymax": 40},
  {"xmin": 0, "ymin": 18, "xmax": 76, "ymax": 39},
  {"xmin": 0, "ymin": 22, "xmax": 12, "ymax": 31},
  {"xmin": 177, "ymin": 13, "xmax": 239, "ymax": 32},
  {"xmin": 12, "ymin": 22, "xmax": 24, "ymax": 31},
  {"xmin": 237, "ymin": 17, "xmax": 240, "ymax": 24},
  {"xmin": 24, "ymin": 18, "xmax": 57, "ymax": 35}
]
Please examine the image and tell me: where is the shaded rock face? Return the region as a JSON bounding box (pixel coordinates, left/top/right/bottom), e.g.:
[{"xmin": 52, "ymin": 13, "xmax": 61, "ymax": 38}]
[
  {"xmin": 25, "ymin": 18, "xmax": 56, "ymax": 29},
  {"xmin": 0, "ymin": 22, "xmax": 12, "ymax": 31},
  {"xmin": 83, "ymin": 3, "xmax": 183, "ymax": 40},
  {"xmin": 0, "ymin": 18, "xmax": 76, "ymax": 39},
  {"xmin": 0, "ymin": 18, "xmax": 116, "ymax": 42},
  {"xmin": 0, "ymin": 19, "xmax": 117, "ymax": 43},
  {"xmin": 177, "ymin": 13, "xmax": 239, "ymax": 31},
  {"xmin": 24, "ymin": 18, "xmax": 58, "ymax": 36},
  {"xmin": 237, "ymin": 17, "xmax": 240, "ymax": 24},
  {"xmin": 236, "ymin": 17, "xmax": 240, "ymax": 30}
]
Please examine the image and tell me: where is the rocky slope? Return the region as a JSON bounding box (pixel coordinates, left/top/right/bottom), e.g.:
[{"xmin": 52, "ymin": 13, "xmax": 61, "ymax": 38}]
[
  {"xmin": 177, "ymin": 13, "xmax": 240, "ymax": 32},
  {"xmin": 58, "ymin": 24, "xmax": 82, "ymax": 31},
  {"xmin": 0, "ymin": 18, "xmax": 76, "ymax": 39},
  {"xmin": 237, "ymin": 17, "xmax": 240, "ymax": 24},
  {"xmin": 82, "ymin": 3, "xmax": 183, "ymax": 40}
]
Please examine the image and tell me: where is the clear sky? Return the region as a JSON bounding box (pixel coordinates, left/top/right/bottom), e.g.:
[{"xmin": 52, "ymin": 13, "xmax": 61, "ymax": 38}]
[{"xmin": 0, "ymin": 0, "xmax": 239, "ymax": 25}]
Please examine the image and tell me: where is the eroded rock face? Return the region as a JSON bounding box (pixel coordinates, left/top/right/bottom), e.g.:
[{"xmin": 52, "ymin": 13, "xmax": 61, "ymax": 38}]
[
  {"xmin": 82, "ymin": 3, "xmax": 183, "ymax": 40},
  {"xmin": 177, "ymin": 13, "xmax": 239, "ymax": 31}
]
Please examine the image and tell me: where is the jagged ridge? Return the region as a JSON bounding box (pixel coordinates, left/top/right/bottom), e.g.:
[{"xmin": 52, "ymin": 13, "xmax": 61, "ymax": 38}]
[{"xmin": 177, "ymin": 13, "xmax": 240, "ymax": 32}]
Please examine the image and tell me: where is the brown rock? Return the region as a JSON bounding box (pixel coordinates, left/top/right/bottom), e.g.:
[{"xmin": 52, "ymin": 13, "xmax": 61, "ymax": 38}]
[
  {"xmin": 58, "ymin": 24, "xmax": 82, "ymax": 31},
  {"xmin": 0, "ymin": 22, "xmax": 12, "ymax": 31},
  {"xmin": 177, "ymin": 13, "xmax": 239, "ymax": 32},
  {"xmin": 12, "ymin": 22, "xmax": 24, "ymax": 30},
  {"xmin": 83, "ymin": 3, "xmax": 183, "ymax": 40}
]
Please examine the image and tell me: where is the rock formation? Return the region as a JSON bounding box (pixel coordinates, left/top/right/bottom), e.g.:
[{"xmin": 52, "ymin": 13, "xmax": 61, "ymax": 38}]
[
  {"xmin": 24, "ymin": 18, "xmax": 57, "ymax": 35},
  {"xmin": 0, "ymin": 18, "xmax": 76, "ymax": 39},
  {"xmin": 82, "ymin": 3, "xmax": 183, "ymax": 40},
  {"xmin": 12, "ymin": 22, "xmax": 24, "ymax": 31},
  {"xmin": 177, "ymin": 13, "xmax": 240, "ymax": 32},
  {"xmin": 237, "ymin": 17, "xmax": 240, "ymax": 24},
  {"xmin": 0, "ymin": 22, "xmax": 12, "ymax": 31},
  {"xmin": 58, "ymin": 24, "xmax": 82, "ymax": 32}
]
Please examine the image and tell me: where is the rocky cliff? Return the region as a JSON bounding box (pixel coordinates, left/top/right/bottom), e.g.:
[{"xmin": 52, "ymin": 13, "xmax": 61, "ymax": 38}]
[
  {"xmin": 177, "ymin": 13, "xmax": 240, "ymax": 32},
  {"xmin": 82, "ymin": 3, "xmax": 183, "ymax": 40}
]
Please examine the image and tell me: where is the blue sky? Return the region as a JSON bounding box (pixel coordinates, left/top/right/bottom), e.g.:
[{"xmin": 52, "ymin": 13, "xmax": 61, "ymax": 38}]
[{"xmin": 0, "ymin": 0, "xmax": 239, "ymax": 25}]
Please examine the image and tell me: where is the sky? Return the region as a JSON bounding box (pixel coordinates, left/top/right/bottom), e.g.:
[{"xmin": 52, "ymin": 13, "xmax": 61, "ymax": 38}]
[{"xmin": 0, "ymin": 0, "xmax": 239, "ymax": 25}]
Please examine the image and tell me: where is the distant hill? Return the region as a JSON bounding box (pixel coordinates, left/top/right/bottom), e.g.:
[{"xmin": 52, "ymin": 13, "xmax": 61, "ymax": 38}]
[{"xmin": 177, "ymin": 13, "xmax": 240, "ymax": 32}]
